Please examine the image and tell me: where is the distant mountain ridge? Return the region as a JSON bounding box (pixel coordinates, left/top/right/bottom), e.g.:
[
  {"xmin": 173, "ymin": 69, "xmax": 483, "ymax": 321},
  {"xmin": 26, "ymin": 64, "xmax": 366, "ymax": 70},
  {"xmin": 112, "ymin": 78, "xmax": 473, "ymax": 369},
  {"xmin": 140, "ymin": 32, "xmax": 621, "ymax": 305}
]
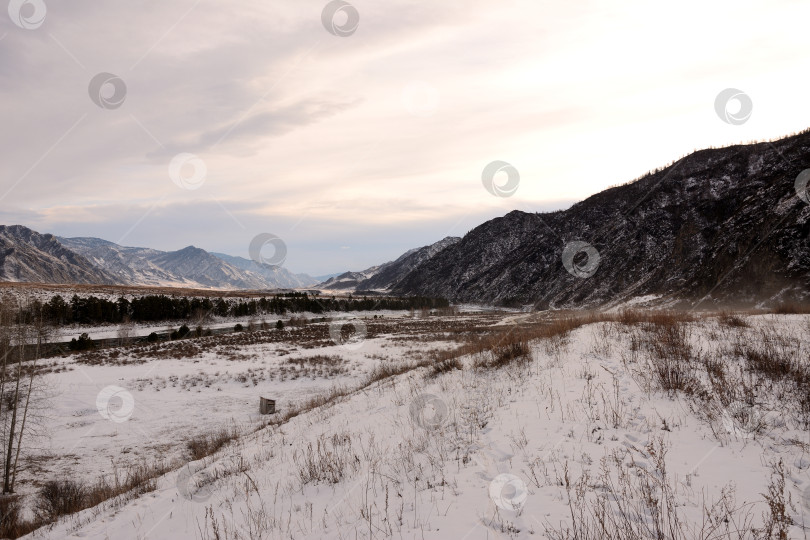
[
  {"xmin": 211, "ymin": 253, "xmax": 317, "ymax": 288},
  {"xmin": 317, "ymin": 236, "xmax": 461, "ymax": 291},
  {"xmin": 316, "ymin": 268, "xmax": 382, "ymax": 291},
  {"xmin": 58, "ymin": 236, "xmax": 318, "ymax": 290}
]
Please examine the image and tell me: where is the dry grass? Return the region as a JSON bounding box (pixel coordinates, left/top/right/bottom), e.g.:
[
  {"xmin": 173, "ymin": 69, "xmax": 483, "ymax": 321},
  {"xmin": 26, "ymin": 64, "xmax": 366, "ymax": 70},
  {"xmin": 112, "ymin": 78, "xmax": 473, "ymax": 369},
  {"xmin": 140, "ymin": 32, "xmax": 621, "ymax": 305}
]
[
  {"xmin": 293, "ymin": 432, "xmax": 358, "ymax": 485},
  {"xmin": 612, "ymin": 310, "xmax": 810, "ymax": 437},
  {"xmin": 615, "ymin": 309, "xmax": 696, "ymax": 326},
  {"xmin": 175, "ymin": 308, "xmax": 806, "ymax": 540},
  {"xmin": 427, "ymin": 357, "xmax": 462, "ymax": 378},
  {"xmin": 770, "ymin": 301, "xmax": 810, "ymax": 314},
  {"xmin": 473, "ymin": 334, "xmax": 531, "ymax": 369},
  {"xmin": 283, "ymin": 354, "xmax": 350, "ymax": 378},
  {"xmin": 187, "ymin": 427, "xmax": 239, "ymax": 461},
  {"xmin": 0, "ymin": 460, "xmax": 174, "ymax": 538},
  {"xmin": 717, "ymin": 311, "xmax": 749, "ymax": 328},
  {"xmin": 642, "ymin": 323, "xmax": 699, "ymax": 394},
  {"xmin": 758, "ymin": 459, "xmax": 793, "ymax": 538},
  {"xmin": 545, "ymin": 438, "xmax": 757, "ymax": 539}
]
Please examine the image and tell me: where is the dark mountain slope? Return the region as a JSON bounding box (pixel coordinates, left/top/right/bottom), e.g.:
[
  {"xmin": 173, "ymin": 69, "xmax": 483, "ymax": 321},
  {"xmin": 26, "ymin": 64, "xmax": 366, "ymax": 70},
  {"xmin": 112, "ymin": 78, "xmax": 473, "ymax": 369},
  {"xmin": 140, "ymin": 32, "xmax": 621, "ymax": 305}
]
[
  {"xmin": 393, "ymin": 130, "xmax": 810, "ymax": 308},
  {"xmin": 358, "ymin": 236, "xmax": 460, "ymax": 291}
]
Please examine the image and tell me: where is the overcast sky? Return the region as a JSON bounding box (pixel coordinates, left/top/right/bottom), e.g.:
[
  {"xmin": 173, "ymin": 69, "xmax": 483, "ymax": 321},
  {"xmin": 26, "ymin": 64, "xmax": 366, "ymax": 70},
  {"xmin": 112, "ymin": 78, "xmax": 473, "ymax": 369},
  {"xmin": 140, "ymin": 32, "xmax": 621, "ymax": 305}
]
[{"xmin": 1, "ymin": 0, "xmax": 809, "ymax": 275}]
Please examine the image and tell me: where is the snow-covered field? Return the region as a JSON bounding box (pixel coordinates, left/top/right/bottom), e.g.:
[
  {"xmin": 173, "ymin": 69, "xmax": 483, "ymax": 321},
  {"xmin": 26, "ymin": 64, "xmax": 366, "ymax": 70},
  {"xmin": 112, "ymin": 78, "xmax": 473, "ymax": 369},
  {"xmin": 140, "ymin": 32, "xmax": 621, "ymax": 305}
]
[
  {"xmin": 17, "ymin": 312, "xmax": 810, "ymax": 538},
  {"xmin": 16, "ymin": 313, "xmax": 487, "ymax": 517}
]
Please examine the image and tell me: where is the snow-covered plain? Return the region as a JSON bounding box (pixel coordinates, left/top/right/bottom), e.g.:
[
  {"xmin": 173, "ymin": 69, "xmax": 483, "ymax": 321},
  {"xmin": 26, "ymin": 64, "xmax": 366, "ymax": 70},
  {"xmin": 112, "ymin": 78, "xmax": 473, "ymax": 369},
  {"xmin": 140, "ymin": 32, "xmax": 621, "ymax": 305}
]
[
  {"xmin": 19, "ymin": 313, "xmax": 810, "ymax": 539},
  {"xmin": 19, "ymin": 313, "xmax": 459, "ymax": 495}
]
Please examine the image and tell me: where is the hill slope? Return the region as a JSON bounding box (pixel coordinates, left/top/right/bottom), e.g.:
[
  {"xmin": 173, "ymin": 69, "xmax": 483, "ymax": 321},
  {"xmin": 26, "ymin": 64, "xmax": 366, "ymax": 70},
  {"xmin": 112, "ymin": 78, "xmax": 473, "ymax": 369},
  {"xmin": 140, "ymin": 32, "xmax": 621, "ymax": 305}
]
[
  {"xmin": 359, "ymin": 236, "xmax": 460, "ymax": 291},
  {"xmin": 393, "ymin": 131, "xmax": 810, "ymax": 307}
]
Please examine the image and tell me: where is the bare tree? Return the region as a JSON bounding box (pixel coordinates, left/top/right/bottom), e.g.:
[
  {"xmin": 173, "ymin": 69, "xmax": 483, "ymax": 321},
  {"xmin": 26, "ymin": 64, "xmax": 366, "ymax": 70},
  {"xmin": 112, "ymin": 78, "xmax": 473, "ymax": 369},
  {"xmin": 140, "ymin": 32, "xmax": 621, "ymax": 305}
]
[
  {"xmin": 0, "ymin": 300, "xmax": 48, "ymax": 494},
  {"xmin": 0, "ymin": 300, "xmax": 14, "ymax": 493},
  {"xmin": 191, "ymin": 307, "xmax": 210, "ymax": 327},
  {"xmin": 10, "ymin": 309, "xmax": 48, "ymax": 491},
  {"xmin": 117, "ymin": 316, "xmax": 134, "ymax": 346}
]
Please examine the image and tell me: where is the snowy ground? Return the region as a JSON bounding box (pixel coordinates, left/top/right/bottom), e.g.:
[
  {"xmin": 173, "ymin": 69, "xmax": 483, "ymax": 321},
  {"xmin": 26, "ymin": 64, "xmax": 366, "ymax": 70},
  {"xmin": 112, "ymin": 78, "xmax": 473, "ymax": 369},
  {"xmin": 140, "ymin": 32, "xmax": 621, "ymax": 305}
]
[
  {"xmin": 18, "ymin": 312, "xmax": 810, "ymax": 539},
  {"xmin": 16, "ymin": 312, "xmax": 492, "ymax": 518}
]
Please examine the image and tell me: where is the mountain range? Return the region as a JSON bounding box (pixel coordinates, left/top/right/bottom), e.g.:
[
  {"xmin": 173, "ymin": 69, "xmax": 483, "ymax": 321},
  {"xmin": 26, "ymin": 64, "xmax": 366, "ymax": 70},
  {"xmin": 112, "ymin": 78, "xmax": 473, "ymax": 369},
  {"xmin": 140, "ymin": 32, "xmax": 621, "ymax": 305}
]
[
  {"xmin": 2, "ymin": 129, "xmax": 809, "ymax": 307},
  {"xmin": 0, "ymin": 230, "xmax": 318, "ymax": 290}
]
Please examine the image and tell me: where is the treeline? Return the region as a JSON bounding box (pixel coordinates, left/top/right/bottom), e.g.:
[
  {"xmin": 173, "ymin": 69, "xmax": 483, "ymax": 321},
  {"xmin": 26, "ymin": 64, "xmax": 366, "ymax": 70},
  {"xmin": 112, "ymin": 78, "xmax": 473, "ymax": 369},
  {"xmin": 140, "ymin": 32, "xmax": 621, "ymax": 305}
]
[{"xmin": 13, "ymin": 292, "xmax": 449, "ymax": 326}]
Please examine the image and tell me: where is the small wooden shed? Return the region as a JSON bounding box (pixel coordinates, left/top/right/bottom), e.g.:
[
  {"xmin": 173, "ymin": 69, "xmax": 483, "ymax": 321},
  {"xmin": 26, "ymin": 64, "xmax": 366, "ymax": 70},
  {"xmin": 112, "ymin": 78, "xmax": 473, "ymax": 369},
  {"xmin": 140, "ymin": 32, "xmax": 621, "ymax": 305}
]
[{"xmin": 259, "ymin": 397, "xmax": 276, "ymax": 415}]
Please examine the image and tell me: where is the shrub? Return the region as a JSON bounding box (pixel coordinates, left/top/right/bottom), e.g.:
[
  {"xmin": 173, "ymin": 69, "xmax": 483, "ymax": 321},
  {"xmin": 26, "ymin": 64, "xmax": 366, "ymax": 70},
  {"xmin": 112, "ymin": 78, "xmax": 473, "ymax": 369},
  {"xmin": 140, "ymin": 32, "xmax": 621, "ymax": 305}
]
[
  {"xmin": 26, "ymin": 462, "xmax": 170, "ymax": 533},
  {"xmin": 68, "ymin": 333, "xmax": 95, "ymax": 351},
  {"xmin": 169, "ymin": 325, "xmax": 190, "ymax": 340},
  {"xmin": 0, "ymin": 494, "xmax": 34, "ymax": 538},
  {"xmin": 276, "ymin": 320, "xmax": 284, "ymax": 330},
  {"xmin": 35, "ymin": 480, "xmax": 86, "ymax": 522},
  {"xmin": 234, "ymin": 323, "xmax": 244, "ymax": 332},
  {"xmin": 146, "ymin": 332, "xmax": 159, "ymax": 343},
  {"xmin": 288, "ymin": 316, "xmax": 309, "ymax": 327}
]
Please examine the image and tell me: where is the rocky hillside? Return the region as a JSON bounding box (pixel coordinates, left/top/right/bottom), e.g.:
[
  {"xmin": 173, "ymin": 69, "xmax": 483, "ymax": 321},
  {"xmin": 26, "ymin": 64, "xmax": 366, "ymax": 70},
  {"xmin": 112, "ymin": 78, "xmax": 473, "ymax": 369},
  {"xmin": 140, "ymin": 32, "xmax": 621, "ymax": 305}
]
[
  {"xmin": 393, "ymin": 130, "xmax": 810, "ymax": 308},
  {"xmin": 359, "ymin": 236, "xmax": 460, "ymax": 291},
  {"xmin": 211, "ymin": 253, "xmax": 317, "ymax": 288},
  {"xmin": 0, "ymin": 226, "xmax": 115, "ymax": 285},
  {"xmin": 55, "ymin": 236, "xmax": 180, "ymax": 286},
  {"xmin": 147, "ymin": 246, "xmax": 268, "ymax": 289}
]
